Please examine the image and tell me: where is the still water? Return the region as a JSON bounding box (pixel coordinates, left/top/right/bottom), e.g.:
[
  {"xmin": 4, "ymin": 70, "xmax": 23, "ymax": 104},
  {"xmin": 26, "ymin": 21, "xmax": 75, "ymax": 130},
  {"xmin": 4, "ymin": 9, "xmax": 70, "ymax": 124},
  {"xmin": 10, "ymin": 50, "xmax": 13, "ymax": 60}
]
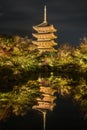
[{"xmin": 0, "ymin": 72, "xmax": 87, "ymax": 130}]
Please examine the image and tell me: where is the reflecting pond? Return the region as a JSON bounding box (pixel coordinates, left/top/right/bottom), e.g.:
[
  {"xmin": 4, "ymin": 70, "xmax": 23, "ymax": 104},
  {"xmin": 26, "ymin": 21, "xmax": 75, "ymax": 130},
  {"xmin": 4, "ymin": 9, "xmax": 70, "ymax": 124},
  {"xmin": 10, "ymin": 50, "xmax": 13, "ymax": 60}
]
[{"xmin": 0, "ymin": 72, "xmax": 87, "ymax": 130}]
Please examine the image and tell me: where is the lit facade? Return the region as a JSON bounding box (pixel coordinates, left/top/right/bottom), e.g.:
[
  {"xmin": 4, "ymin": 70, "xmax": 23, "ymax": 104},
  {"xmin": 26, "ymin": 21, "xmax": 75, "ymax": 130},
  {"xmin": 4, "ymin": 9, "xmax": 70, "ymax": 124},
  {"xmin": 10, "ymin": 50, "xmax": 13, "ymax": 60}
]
[{"xmin": 32, "ymin": 5, "xmax": 57, "ymax": 52}]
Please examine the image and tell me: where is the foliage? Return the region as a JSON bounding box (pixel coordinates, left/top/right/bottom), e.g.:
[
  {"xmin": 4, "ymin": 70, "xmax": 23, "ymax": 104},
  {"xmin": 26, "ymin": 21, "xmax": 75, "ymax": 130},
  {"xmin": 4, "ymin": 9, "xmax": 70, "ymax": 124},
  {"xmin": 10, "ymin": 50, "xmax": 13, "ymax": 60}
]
[
  {"xmin": 0, "ymin": 80, "xmax": 40, "ymax": 120},
  {"xmin": 0, "ymin": 35, "xmax": 87, "ymax": 120}
]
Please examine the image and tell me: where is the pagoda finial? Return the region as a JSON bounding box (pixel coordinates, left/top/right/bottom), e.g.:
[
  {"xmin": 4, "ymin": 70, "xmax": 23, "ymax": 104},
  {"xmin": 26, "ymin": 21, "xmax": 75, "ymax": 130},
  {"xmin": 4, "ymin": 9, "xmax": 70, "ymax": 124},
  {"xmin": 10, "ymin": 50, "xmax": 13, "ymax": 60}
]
[{"xmin": 44, "ymin": 5, "xmax": 47, "ymax": 23}]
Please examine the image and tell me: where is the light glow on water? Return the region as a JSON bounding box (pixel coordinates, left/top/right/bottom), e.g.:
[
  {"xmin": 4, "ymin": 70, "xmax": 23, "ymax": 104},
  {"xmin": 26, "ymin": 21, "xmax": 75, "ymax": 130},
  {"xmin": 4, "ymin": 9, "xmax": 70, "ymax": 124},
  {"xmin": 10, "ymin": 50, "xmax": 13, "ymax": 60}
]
[{"xmin": 43, "ymin": 111, "xmax": 46, "ymax": 130}]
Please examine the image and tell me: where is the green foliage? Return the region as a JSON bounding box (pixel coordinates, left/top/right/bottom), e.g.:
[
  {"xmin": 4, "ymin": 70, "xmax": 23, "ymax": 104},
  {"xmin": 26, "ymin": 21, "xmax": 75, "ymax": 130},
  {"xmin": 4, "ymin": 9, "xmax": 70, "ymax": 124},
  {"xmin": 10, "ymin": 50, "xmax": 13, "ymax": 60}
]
[
  {"xmin": 0, "ymin": 35, "xmax": 87, "ymax": 120},
  {"xmin": 0, "ymin": 80, "xmax": 40, "ymax": 120}
]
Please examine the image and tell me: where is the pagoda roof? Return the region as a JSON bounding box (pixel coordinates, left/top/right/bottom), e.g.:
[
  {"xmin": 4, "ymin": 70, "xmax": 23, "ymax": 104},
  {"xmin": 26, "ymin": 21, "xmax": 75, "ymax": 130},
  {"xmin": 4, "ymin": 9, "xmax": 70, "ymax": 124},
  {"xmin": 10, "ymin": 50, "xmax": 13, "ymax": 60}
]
[
  {"xmin": 32, "ymin": 40, "xmax": 57, "ymax": 46},
  {"xmin": 32, "ymin": 33, "xmax": 57, "ymax": 39},
  {"xmin": 33, "ymin": 23, "xmax": 57, "ymax": 33},
  {"xmin": 32, "ymin": 5, "xmax": 58, "ymax": 52},
  {"xmin": 32, "ymin": 102, "xmax": 56, "ymax": 111}
]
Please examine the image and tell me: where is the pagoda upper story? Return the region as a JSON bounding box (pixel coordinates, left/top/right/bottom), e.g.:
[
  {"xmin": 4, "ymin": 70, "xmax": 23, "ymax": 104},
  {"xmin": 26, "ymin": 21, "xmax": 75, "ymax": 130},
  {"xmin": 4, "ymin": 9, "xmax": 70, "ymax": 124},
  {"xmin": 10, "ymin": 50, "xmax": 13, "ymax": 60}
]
[{"xmin": 32, "ymin": 5, "xmax": 57, "ymax": 52}]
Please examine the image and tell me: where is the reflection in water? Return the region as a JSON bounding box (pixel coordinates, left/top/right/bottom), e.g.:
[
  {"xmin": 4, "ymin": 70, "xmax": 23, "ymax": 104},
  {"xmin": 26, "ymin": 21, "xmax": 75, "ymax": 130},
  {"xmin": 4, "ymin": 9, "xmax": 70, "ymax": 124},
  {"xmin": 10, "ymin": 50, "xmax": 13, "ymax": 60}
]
[
  {"xmin": 32, "ymin": 74, "xmax": 58, "ymax": 130},
  {"xmin": 0, "ymin": 72, "xmax": 87, "ymax": 130},
  {"xmin": 43, "ymin": 111, "xmax": 46, "ymax": 130},
  {"xmin": 32, "ymin": 72, "xmax": 87, "ymax": 130},
  {"xmin": 32, "ymin": 82, "xmax": 56, "ymax": 130}
]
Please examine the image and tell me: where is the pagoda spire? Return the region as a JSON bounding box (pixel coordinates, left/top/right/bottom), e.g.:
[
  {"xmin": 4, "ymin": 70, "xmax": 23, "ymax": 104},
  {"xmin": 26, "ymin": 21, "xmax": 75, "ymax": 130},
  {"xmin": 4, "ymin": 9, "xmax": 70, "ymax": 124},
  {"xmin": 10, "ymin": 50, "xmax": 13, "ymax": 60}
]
[{"xmin": 44, "ymin": 5, "xmax": 47, "ymax": 23}]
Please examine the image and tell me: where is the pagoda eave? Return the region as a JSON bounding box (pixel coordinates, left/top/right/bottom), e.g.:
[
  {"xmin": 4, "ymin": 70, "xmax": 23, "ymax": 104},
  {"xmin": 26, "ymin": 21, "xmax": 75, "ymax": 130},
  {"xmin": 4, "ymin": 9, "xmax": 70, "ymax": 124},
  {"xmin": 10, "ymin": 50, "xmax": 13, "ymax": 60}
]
[
  {"xmin": 33, "ymin": 25, "xmax": 57, "ymax": 33},
  {"xmin": 32, "ymin": 40, "xmax": 57, "ymax": 46},
  {"xmin": 32, "ymin": 33, "xmax": 57, "ymax": 39}
]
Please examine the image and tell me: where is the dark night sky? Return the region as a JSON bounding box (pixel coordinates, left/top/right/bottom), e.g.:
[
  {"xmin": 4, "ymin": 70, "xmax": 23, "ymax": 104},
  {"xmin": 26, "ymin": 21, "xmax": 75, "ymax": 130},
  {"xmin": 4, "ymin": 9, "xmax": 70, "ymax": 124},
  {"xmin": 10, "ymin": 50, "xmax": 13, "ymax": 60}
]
[{"xmin": 0, "ymin": 0, "xmax": 87, "ymax": 46}]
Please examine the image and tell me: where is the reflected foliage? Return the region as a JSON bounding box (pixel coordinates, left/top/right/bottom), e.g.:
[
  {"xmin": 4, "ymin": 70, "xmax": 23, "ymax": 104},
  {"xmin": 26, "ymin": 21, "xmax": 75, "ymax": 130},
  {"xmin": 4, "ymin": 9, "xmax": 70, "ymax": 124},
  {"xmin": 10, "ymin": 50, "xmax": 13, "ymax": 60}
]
[{"xmin": 0, "ymin": 35, "xmax": 87, "ymax": 120}]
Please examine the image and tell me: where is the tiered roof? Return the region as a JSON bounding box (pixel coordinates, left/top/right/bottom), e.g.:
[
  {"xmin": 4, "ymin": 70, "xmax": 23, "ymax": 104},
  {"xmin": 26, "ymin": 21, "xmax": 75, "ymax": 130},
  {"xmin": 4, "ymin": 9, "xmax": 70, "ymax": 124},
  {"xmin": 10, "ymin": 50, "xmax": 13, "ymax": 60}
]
[
  {"xmin": 32, "ymin": 33, "xmax": 57, "ymax": 39},
  {"xmin": 33, "ymin": 23, "xmax": 57, "ymax": 33},
  {"xmin": 32, "ymin": 5, "xmax": 57, "ymax": 52},
  {"xmin": 32, "ymin": 86, "xmax": 57, "ymax": 111}
]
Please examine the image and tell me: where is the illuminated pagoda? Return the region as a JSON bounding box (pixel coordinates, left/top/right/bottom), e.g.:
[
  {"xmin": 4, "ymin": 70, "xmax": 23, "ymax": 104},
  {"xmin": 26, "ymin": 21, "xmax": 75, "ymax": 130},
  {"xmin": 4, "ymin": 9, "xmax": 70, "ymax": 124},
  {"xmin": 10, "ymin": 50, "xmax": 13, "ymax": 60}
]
[{"xmin": 32, "ymin": 5, "xmax": 57, "ymax": 52}]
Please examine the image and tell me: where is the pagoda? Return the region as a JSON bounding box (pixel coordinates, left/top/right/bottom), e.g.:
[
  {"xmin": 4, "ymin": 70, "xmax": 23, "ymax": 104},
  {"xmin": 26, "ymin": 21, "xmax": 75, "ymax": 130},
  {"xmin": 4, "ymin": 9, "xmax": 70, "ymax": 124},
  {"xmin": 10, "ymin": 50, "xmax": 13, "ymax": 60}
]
[{"xmin": 32, "ymin": 5, "xmax": 57, "ymax": 52}]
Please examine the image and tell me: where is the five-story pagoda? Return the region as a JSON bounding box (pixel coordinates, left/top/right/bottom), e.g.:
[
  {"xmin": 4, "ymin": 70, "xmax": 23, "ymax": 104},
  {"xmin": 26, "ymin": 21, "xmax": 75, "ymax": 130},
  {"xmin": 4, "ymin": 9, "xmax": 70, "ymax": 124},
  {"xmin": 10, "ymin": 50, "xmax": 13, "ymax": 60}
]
[{"xmin": 32, "ymin": 5, "xmax": 57, "ymax": 52}]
